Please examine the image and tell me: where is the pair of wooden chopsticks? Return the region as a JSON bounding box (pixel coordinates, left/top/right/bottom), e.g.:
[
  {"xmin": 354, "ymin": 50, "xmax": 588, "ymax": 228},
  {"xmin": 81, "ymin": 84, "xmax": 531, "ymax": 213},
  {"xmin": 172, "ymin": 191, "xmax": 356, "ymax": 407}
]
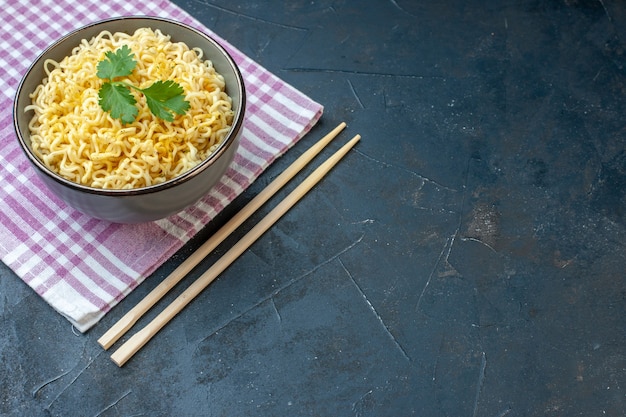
[{"xmin": 98, "ymin": 122, "xmax": 360, "ymax": 366}]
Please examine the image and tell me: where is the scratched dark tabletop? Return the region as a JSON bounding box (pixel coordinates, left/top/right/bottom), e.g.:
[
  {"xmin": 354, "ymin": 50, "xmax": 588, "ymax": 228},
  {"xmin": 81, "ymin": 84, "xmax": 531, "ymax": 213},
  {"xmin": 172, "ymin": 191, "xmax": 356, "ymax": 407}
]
[{"xmin": 3, "ymin": 1, "xmax": 626, "ymax": 416}]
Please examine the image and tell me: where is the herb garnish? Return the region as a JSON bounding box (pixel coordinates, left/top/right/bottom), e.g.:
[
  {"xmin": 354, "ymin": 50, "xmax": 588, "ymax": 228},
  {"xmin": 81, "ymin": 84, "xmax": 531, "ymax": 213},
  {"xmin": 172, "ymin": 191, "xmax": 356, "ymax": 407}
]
[{"xmin": 97, "ymin": 45, "xmax": 190, "ymax": 124}]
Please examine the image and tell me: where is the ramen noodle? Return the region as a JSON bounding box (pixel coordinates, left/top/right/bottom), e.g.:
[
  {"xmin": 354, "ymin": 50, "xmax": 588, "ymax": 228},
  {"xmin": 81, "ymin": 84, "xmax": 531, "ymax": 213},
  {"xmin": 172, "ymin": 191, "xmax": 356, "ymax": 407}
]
[{"xmin": 25, "ymin": 28, "xmax": 234, "ymax": 189}]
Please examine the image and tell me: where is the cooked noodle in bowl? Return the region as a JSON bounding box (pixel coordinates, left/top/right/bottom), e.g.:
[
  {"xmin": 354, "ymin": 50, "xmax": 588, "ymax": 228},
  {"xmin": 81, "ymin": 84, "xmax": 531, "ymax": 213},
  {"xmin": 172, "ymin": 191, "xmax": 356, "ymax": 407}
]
[
  {"xmin": 26, "ymin": 27, "xmax": 234, "ymax": 189},
  {"xmin": 13, "ymin": 16, "xmax": 246, "ymax": 223}
]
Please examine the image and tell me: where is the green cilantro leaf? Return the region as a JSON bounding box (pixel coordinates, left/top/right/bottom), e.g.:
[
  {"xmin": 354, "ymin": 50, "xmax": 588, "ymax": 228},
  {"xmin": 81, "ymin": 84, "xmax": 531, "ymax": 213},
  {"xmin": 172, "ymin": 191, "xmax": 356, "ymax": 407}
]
[
  {"xmin": 98, "ymin": 82, "xmax": 138, "ymax": 125},
  {"xmin": 142, "ymin": 80, "xmax": 192, "ymax": 122},
  {"xmin": 96, "ymin": 47, "xmax": 190, "ymax": 124},
  {"xmin": 96, "ymin": 45, "xmax": 137, "ymax": 80}
]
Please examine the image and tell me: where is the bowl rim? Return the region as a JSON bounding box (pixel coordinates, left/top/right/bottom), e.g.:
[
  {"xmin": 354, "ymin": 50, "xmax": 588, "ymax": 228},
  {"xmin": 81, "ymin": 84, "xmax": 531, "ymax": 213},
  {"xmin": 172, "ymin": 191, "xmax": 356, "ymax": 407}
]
[{"xmin": 12, "ymin": 15, "xmax": 246, "ymax": 197}]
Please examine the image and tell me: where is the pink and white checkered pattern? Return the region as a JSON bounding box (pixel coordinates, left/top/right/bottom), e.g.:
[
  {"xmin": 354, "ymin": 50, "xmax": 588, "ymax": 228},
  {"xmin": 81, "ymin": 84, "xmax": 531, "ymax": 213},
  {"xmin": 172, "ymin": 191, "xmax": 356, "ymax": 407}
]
[{"xmin": 0, "ymin": 0, "xmax": 323, "ymax": 331}]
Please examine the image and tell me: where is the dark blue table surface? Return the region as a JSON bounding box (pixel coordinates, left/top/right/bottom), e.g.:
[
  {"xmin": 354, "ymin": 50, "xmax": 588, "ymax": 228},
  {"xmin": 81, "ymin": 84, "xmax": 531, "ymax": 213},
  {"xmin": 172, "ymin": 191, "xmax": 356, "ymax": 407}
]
[{"xmin": 2, "ymin": 1, "xmax": 626, "ymax": 416}]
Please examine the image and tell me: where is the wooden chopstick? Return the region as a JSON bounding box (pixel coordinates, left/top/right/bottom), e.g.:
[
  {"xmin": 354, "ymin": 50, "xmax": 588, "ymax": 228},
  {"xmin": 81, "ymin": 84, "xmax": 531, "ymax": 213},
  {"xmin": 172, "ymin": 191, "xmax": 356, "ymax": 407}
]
[
  {"xmin": 110, "ymin": 133, "xmax": 361, "ymax": 366},
  {"xmin": 98, "ymin": 122, "xmax": 347, "ymax": 350}
]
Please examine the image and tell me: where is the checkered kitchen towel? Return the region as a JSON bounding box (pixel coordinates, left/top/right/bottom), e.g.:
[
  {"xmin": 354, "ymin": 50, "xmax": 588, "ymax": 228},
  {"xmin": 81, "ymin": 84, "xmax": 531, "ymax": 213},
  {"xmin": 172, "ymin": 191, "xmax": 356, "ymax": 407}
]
[{"xmin": 0, "ymin": 0, "xmax": 323, "ymax": 332}]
